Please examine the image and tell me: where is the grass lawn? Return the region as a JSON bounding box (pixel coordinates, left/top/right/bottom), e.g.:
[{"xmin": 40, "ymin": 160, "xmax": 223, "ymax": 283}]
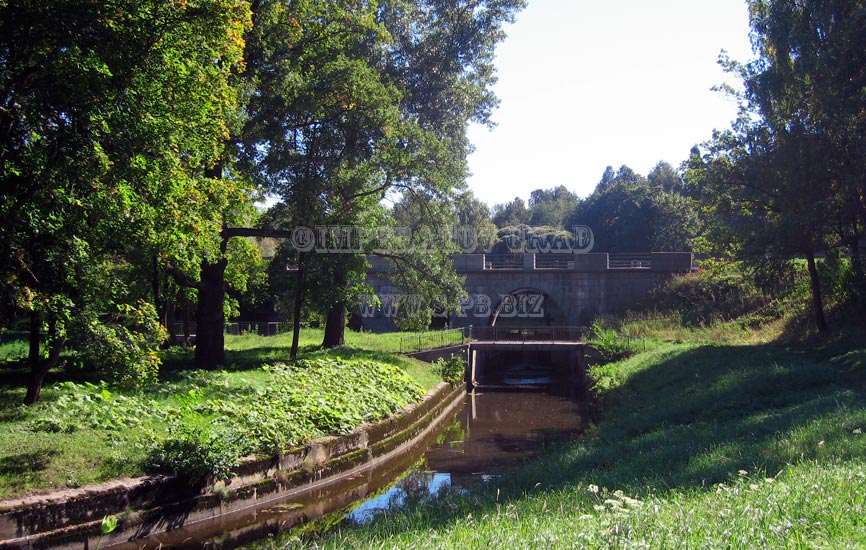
[
  {"xmin": 0, "ymin": 329, "xmax": 445, "ymax": 500},
  {"xmin": 283, "ymin": 337, "xmax": 866, "ymax": 549}
]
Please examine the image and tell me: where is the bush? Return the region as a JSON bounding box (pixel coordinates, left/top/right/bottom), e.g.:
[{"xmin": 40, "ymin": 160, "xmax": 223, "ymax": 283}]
[
  {"xmin": 648, "ymin": 263, "xmax": 767, "ymax": 326},
  {"xmin": 144, "ymin": 424, "xmax": 243, "ymax": 484},
  {"xmin": 77, "ymin": 300, "xmax": 166, "ymax": 388},
  {"xmin": 590, "ymin": 322, "xmax": 631, "ymax": 364},
  {"xmin": 432, "ymin": 354, "xmax": 465, "ymax": 384}
]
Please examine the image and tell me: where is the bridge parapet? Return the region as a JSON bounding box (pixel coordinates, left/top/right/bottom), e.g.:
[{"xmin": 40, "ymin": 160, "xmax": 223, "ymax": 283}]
[
  {"xmin": 469, "ymin": 325, "xmax": 590, "ymax": 343},
  {"xmin": 457, "ymin": 252, "xmax": 691, "ymax": 272},
  {"xmin": 368, "ymin": 253, "xmax": 692, "ymax": 273}
]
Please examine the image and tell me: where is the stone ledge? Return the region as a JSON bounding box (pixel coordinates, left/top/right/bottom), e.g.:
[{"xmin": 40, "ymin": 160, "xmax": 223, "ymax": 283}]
[{"xmin": 0, "ymin": 381, "xmax": 465, "ymax": 550}]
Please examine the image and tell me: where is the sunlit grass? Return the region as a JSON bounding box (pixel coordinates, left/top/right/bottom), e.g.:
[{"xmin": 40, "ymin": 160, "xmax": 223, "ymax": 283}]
[
  {"xmin": 0, "ymin": 329, "xmax": 446, "ymax": 500},
  {"xmin": 274, "ymin": 339, "xmax": 866, "ymax": 549}
]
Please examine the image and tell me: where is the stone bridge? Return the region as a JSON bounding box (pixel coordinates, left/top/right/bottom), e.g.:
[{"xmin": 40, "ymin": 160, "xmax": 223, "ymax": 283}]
[{"xmin": 359, "ymin": 252, "xmax": 692, "ymax": 330}]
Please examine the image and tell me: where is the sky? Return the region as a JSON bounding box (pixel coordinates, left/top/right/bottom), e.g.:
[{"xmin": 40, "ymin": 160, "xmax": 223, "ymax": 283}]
[{"xmin": 465, "ymin": 0, "xmax": 756, "ymax": 206}]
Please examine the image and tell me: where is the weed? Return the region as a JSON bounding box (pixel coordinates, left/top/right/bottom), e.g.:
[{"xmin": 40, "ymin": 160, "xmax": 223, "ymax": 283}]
[{"xmin": 589, "ymin": 322, "xmax": 631, "ymax": 363}]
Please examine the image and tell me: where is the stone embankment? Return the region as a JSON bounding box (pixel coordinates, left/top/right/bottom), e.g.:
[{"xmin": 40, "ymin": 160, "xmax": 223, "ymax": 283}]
[{"xmin": 0, "ymin": 381, "xmax": 466, "ymax": 550}]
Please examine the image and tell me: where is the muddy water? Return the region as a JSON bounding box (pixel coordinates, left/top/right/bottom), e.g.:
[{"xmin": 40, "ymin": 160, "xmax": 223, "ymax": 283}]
[
  {"xmin": 347, "ymin": 383, "xmax": 589, "ymax": 525},
  {"xmin": 116, "ymin": 378, "xmax": 588, "ymax": 549}
]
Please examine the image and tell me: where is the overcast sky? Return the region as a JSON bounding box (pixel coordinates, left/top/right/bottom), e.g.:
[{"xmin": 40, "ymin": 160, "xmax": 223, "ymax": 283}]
[{"xmin": 465, "ymin": 0, "xmax": 755, "ymax": 206}]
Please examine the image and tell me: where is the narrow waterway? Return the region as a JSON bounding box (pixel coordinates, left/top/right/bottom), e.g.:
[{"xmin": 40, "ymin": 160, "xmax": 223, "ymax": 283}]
[
  {"xmin": 347, "ymin": 385, "xmax": 589, "ymax": 526},
  {"xmin": 116, "ymin": 372, "xmax": 589, "ymax": 550}
]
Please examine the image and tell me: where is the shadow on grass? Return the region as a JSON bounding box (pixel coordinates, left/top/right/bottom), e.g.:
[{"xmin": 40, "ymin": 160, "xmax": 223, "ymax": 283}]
[
  {"xmin": 527, "ymin": 343, "xmax": 866, "ymax": 490},
  {"xmin": 340, "ymin": 341, "xmax": 866, "ymax": 537},
  {"xmin": 0, "ymin": 450, "xmax": 58, "ymax": 477},
  {"xmin": 158, "ymin": 344, "xmax": 321, "ymax": 380}
]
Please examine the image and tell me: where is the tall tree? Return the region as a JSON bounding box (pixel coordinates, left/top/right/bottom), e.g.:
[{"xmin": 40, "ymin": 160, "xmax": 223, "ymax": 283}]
[
  {"xmin": 692, "ymin": 0, "xmax": 866, "ymax": 331},
  {"xmin": 648, "ymin": 161, "xmax": 683, "ymax": 193},
  {"xmin": 238, "ymin": 0, "xmax": 525, "ymax": 348},
  {"xmin": 491, "ymin": 197, "xmax": 530, "ymax": 228},
  {"xmin": 566, "ymin": 165, "xmax": 697, "ymax": 253},
  {"xmin": 0, "ymin": 0, "xmax": 250, "ymax": 401},
  {"xmin": 527, "ymin": 185, "xmax": 579, "ymax": 227}
]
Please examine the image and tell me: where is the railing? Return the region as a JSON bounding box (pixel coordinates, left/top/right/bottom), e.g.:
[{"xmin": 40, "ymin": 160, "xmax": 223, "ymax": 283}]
[
  {"xmin": 170, "ymin": 322, "xmax": 293, "ymax": 337},
  {"xmin": 469, "ymin": 325, "xmax": 590, "ymax": 343},
  {"xmin": 608, "ymin": 253, "xmax": 652, "ymax": 269},
  {"xmin": 482, "ymin": 254, "xmax": 525, "ymax": 269},
  {"xmin": 534, "ymin": 255, "xmax": 575, "ymax": 270},
  {"xmin": 399, "ymin": 328, "xmax": 466, "ymax": 353}
]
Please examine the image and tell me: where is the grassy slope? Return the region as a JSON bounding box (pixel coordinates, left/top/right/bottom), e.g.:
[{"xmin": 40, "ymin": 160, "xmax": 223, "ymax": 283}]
[
  {"xmin": 294, "ymin": 339, "xmax": 866, "ymax": 549},
  {"xmin": 0, "ymin": 330, "xmax": 442, "ymax": 500}
]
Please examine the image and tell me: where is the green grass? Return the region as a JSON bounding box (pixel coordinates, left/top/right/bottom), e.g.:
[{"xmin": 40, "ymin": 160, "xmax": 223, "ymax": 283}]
[
  {"xmin": 0, "ymin": 329, "xmax": 445, "ymax": 499},
  {"xmin": 0, "ymin": 332, "xmax": 28, "ymax": 363},
  {"xmin": 277, "ymin": 339, "xmax": 866, "ymax": 549}
]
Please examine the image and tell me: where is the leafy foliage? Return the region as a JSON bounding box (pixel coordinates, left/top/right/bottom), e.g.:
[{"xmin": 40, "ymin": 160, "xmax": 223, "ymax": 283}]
[
  {"xmin": 76, "ymin": 301, "xmax": 167, "ymax": 388},
  {"xmin": 144, "ymin": 357, "xmax": 424, "ymax": 480},
  {"xmin": 29, "ymin": 381, "xmax": 170, "ymax": 434},
  {"xmin": 145, "ymin": 424, "xmax": 244, "ymax": 484},
  {"xmin": 589, "ymin": 322, "xmax": 632, "ymax": 364},
  {"xmin": 686, "ymin": 0, "xmax": 866, "ymax": 331},
  {"xmin": 566, "ymin": 168, "xmax": 698, "ymax": 253},
  {"xmin": 0, "ymin": 0, "xmax": 252, "ymax": 401},
  {"xmin": 22, "ymin": 353, "xmax": 427, "ymax": 486},
  {"xmin": 431, "ymin": 354, "xmax": 465, "ymax": 384},
  {"xmin": 648, "ymin": 264, "xmax": 769, "ymax": 327}
]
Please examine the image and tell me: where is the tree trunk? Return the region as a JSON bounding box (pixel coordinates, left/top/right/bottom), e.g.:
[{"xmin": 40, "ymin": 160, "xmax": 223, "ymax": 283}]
[
  {"xmin": 194, "ymin": 158, "xmax": 228, "ymax": 370},
  {"xmin": 24, "ymin": 320, "xmax": 65, "ymax": 405},
  {"xmin": 849, "ymin": 236, "xmax": 866, "ymax": 296},
  {"xmin": 322, "ymin": 300, "xmax": 346, "ymax": 348},
  {"xmin": 165, "ymin": 297, "xmax": 178, "ymax": 346},
  {"xmin": 194, "ymin": 255, "xmax": 228, "ymax": 370},
  {"xmin": 290, "ymin": 254, "xmax": 305, "ymax": 359},
  {"xmin": 27, "ymin": 311, "xmax": 41, "ymax": 366},
  {"xmin": 152, "ymin": 256, "xmax": 163, "ymax": 323},
  {"xmin": 322, "ymin": 269, "xmax": 347, "ymax": 348},
  {"xmin": 805, "ymin": 250, "xmax": 828, "ymax": 333},
  {"xmin": 24, "ymin": 366, "xmax": 49, "ymax": 406}
]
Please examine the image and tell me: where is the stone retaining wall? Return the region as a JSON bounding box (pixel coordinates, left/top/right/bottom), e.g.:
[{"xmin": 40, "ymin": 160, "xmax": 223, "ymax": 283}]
[{"xmin": 0, "ymin": 382, "xmax": 466, "ymax": 550}]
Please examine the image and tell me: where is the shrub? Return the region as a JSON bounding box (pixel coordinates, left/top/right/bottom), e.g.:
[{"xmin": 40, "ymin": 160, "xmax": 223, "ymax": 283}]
[
  {"xmin": 77, "ymin": 300, "xmax": 166, "ymax": 388},
  {"xmin": 144, "ymin": 424, "xmax": 243, "ymax": 484},
  {"xmin": 648, "ymin": 264, "xmax": 767, "ymax": 326},
  {"xmin": 432, "ymin": 354, "xmax": 465, "ymax": 384},
  {"xmin": 590, "ymin": 322, "xmax": 631, "ymax": 364}
]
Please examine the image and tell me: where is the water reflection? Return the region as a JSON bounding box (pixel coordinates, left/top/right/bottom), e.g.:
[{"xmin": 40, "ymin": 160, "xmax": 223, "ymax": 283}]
[
  {"xmin": 344, "ymin": 384, "xmax": 588, "ymax": 526},
  {"xmin": 114, "ymin": 378, "xmax": 589, "ymax": 549}
]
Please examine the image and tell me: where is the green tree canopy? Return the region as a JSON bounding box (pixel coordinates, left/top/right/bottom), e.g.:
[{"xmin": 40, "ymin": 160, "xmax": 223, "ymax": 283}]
[
  {"xmin": 567, "ymin": 165, "xmax": 697, "ymax": 253},
  {"xmin": 0, "ymin": 0, "xmax": 250, "ymax": 402}
]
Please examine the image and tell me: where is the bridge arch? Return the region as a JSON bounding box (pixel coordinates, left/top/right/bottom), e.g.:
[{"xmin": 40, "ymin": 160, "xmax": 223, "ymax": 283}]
[{"xmin": 490, "ymin": 287, "xmax": 567, "ymax": 327}]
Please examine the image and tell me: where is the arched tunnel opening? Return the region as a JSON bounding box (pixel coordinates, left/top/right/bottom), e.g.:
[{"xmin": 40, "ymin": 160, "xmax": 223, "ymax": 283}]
[{"xmin": 489, "ymin": 287, "xmax": 566, "ymax": 328}]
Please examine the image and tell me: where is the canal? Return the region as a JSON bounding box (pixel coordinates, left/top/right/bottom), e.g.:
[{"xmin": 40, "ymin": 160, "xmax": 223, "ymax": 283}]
[
  {"xmin": 118, "ymin": 372, "xmax": 589, "ymax": 549},
  {"xmin": 347, "ymin": 385, "xmax": 590, "ymax": 527}
]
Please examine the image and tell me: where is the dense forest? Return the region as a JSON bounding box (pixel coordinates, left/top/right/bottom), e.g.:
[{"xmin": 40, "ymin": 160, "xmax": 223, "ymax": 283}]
[{"xmin": 2, "ymin": 0, "xmax": 865, "ymax": 405}]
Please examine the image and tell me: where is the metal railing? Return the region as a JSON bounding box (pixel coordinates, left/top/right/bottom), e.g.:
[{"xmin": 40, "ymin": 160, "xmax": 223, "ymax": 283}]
[
  {"xmin": 170, "ymin": 322, "xmax": 293, "ymax": 337},
  {"xmin": 608, "ymin": 253, "xmax": 652, "ymax": 269},
  {"xmin": 399, "ymin": 328, "xmax": 466, "ymax": 353},
  {"xmin": 534, "ymin": 255, "xmax": 575, "ymax": 270},
  {"xmin": 469, "ymin": 325, "xmax": 590, "ymax": 343},
  {"xmin": 482, "ymin": 254, "xmax": 525, "ymax": 269}
]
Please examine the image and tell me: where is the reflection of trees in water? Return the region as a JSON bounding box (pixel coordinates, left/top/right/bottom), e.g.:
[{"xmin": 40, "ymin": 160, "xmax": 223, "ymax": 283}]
[{"xmin": 434, "ymin": 417, "xmax": 465, "ymax": 447}]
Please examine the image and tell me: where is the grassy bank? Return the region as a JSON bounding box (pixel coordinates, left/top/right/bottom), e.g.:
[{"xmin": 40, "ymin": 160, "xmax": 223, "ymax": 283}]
[
  {"xmin": 0, "ymin": 330, "xmax": 443, "ymax": 500},
  {"xmin": 287, "ymin": 338, "xmax": 866, "ymax": 548}
]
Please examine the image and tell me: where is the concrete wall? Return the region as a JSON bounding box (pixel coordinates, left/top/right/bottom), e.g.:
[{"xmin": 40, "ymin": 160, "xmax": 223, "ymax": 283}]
[
  {"xmin": 359, "ymin": 253, "xmax": 692, "ymax": 331},
  {"xmin": 0, "ymin": 383, "xmax": 466, "ymax": 550},
  {"xmin": 406, "ymin": 345, "xmax": 466, "ymax": 364}
]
